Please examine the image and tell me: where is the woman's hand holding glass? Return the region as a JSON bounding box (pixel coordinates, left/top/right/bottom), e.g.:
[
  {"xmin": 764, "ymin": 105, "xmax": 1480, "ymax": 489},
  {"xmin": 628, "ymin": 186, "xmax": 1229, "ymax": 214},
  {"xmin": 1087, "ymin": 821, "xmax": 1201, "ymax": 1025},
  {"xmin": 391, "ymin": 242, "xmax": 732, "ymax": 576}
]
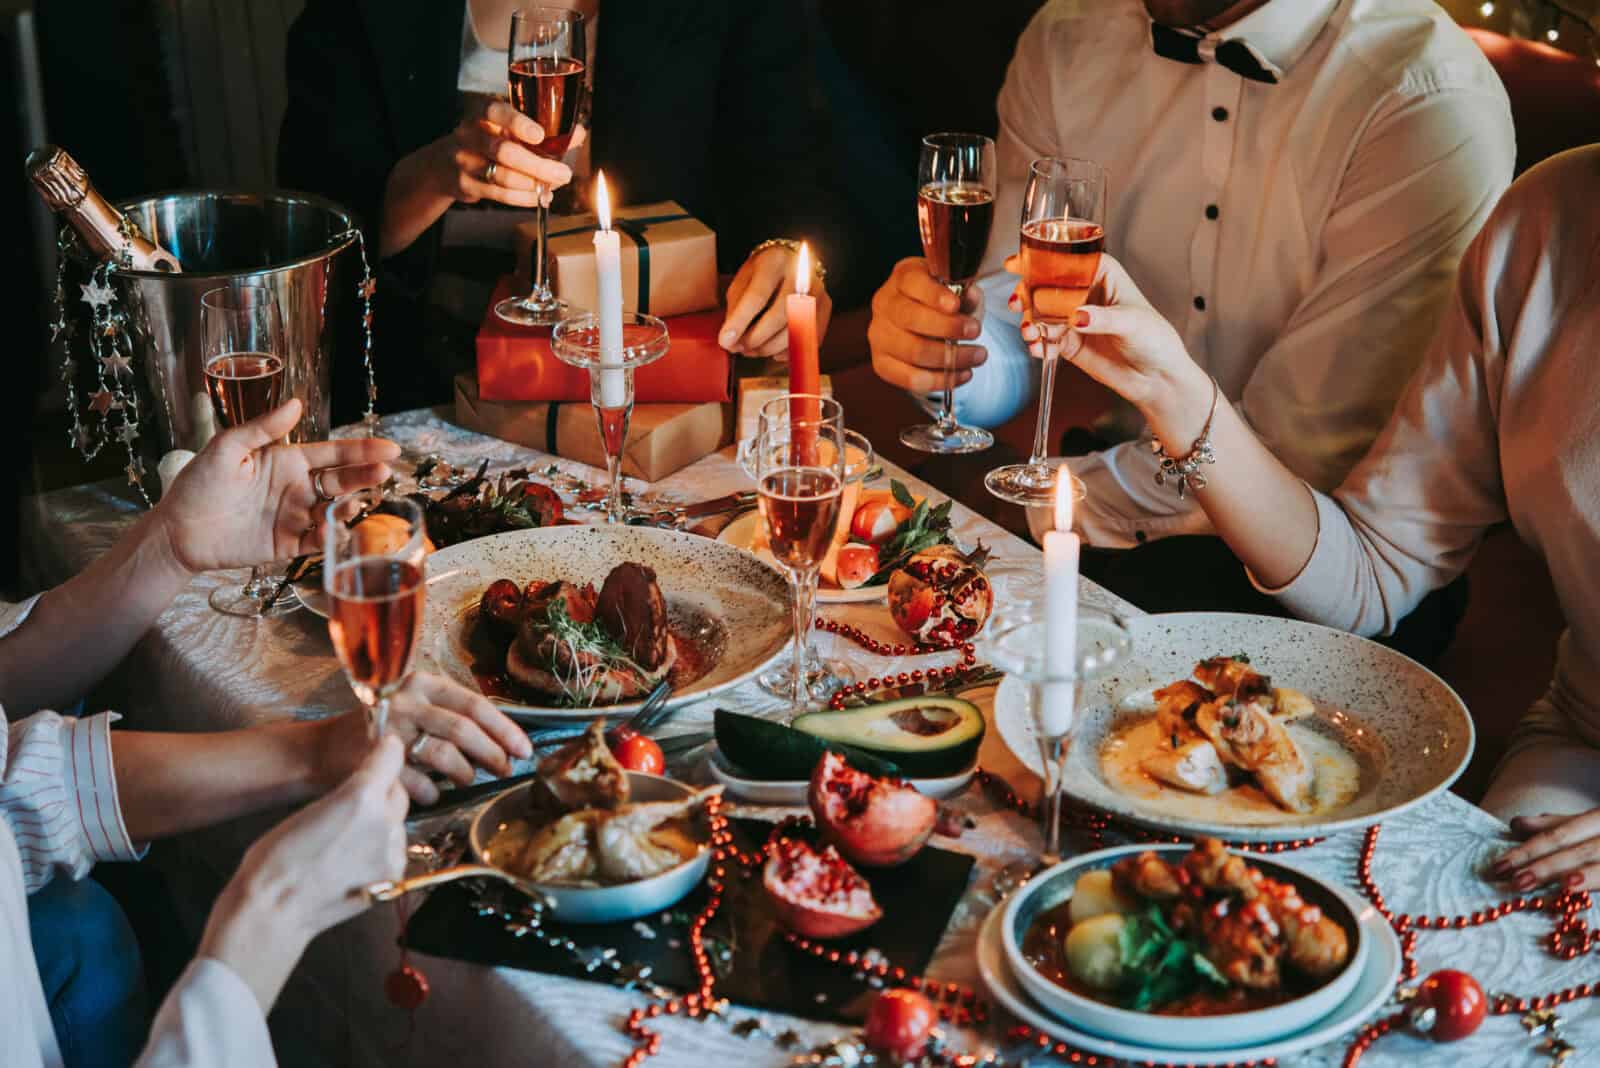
[
  {"xmin": 1004, "ymin": 252, "xmax": 1214, "ymax": 452},
  {"xmin": 154, "ymin": 399, "xmax": 400, "ymax": 574},
  {"xmin": 197, "ymin": 736, "xmax": 410, "ymax": 1011}
]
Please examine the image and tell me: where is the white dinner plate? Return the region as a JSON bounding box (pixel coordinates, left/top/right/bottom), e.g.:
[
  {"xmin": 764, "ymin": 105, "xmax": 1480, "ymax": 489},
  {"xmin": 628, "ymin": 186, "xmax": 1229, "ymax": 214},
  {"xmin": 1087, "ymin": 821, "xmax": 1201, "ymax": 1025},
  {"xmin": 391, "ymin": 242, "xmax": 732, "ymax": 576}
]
[
  {"xmin": 414, "ymin": 525, "xmax": 790, "ymax": 724},
  {"xmin": 717, "ymin": 511, "xmax": 887, "ymax": 604},
  {"xmin": 704, "ymin": 744, "xmax": 977, "ymax": 804},
  {"xmin": 993, "ymin": 612, "xmax": 1474, "ymax": 842},
  {"xmin": 975, "ymin": 885, "xmax": 1400, "ymax": 1064}
]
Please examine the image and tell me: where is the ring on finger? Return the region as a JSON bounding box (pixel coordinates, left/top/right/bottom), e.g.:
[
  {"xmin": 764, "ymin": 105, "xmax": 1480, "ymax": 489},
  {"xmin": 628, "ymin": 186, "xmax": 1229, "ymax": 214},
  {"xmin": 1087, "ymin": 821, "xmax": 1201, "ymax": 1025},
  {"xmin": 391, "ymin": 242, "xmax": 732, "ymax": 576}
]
[
  {"xmin": 407, "ymin": 731, "xmax": 431, "ymax": 762},
  {"xmin": 311, "ymin": 468, "xmax": 336, "ymax": 503},
  {"xmin": 483, "ymin": 160, "xmax": 498, "ymax": 184}
]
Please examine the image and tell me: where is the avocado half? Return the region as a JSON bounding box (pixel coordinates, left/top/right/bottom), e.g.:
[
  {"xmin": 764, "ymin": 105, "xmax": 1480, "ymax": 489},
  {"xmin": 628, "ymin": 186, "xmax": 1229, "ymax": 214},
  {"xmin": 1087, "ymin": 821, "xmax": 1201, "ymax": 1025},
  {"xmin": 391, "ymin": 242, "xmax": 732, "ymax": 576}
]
[{"xmin": 791, "ymin": 697, "xmax": 985, "ymax": 778}]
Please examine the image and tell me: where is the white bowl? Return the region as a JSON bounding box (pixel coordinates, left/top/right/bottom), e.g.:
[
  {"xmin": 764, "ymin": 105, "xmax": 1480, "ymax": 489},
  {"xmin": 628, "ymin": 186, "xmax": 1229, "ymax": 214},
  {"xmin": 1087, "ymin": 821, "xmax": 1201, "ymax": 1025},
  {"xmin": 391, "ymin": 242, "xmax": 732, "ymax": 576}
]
[
  {"xmin": 1000, "ymin": 844, "xmax": 1369, "ymax": 1050},
  {"xmin": 471, "ymin": 772, "xmax": 711, "ymax": 924}
]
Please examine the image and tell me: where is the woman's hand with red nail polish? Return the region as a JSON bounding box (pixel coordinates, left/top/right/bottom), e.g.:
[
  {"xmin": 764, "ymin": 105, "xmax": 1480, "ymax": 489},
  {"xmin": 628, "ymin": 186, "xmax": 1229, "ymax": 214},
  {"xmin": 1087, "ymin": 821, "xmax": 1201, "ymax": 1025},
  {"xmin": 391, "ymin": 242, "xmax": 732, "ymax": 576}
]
[{"xmin": 1493, "ymin": 808, "xmax": 1600, "ymax": 892}]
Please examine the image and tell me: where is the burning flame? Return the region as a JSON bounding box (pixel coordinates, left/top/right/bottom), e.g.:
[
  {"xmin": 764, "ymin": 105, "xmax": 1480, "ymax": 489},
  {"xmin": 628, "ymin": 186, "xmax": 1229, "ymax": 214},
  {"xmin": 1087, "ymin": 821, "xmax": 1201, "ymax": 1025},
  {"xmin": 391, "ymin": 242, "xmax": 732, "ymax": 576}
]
[
  {"xmin": 1054, "ymin": 465, "xmax": 1074, "ymax": 533},
  {"xmin": 595, "ymin": 170, "xmax": 611, "ymax": 231},
  {"xmin": 795, "ymin": 241, "xmax": 812, "ymax": 297}
]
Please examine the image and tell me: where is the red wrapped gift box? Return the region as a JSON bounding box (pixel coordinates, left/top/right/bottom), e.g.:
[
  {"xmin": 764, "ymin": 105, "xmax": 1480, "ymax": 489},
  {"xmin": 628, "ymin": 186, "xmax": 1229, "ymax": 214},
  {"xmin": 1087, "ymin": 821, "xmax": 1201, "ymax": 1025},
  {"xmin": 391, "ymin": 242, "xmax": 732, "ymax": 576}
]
[{"xmin": 476, "ymin": 277, "xmax": 732, "ymax": 403}]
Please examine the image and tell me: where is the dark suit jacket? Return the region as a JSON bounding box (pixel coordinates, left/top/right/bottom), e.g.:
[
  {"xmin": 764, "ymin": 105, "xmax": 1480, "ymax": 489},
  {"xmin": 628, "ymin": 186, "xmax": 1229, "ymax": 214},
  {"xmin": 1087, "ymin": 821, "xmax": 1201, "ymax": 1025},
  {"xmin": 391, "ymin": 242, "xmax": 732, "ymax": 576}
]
[{"xmin": 278, "ymin": 0, "xmax": 855, "ymax": 413}]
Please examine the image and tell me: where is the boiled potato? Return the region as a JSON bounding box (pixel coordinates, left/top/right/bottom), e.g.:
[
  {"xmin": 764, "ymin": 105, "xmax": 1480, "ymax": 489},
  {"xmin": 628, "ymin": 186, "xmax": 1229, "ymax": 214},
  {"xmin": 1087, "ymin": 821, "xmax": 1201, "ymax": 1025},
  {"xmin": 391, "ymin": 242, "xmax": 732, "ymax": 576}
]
[
  {"xmin": 1067, "ymin": 869, "xmax": 1135, "ymax": 927},
  {"xmin": 1065, "ymin": 913, "xmax": 1126, "ymax": 991}
]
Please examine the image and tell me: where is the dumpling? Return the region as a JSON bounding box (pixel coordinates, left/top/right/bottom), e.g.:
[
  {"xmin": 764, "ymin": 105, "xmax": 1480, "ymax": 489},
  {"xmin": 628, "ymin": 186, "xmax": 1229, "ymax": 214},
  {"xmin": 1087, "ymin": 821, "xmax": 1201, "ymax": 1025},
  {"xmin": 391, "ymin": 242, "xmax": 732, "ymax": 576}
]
[
  {"xmin": 514, "ymin": 810, "xmax": 601, "ymax": 884},
  {"xmin": 594, "ymin": 785, "xmax": 722, "ymax": 882},
  {"xmin": 1142, "ymin": 738, "xmax": 1228, "ymax": 795},
  {"xmin": 534, "ymin": 720, "xmax": 629, "ymax": 813}
]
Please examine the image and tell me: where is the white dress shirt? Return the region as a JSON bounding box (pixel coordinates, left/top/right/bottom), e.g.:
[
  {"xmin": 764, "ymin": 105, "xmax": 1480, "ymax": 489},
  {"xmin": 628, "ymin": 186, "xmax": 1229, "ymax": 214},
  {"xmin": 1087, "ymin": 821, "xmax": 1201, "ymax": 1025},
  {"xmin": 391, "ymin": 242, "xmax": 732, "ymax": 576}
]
[
  {"xmin": 1265, "ymin": 147, "xmax": 1600, "ymax": 808},
  {"xmin": 0, "ymin": 597, "xmax": 276, "ymax": 1068},
  {"xmin": 987, "ymin": 0, "xmax": 1514, "ymax": 548}
]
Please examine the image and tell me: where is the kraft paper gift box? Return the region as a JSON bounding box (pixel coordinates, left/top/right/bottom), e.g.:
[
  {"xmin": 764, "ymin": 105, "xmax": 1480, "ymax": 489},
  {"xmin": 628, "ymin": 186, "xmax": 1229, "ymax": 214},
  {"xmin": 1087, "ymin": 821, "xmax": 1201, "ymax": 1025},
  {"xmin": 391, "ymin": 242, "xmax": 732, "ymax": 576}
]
[
  {"xmin": 454, "ymin": 373, "xmax": 733, "ymax": 483},
  {"xmin": 514, "ymin": 200, "xmax": 719, "ymax": 319},
  {"xmin": 476, "ymin": 276, "xmax": 732, "ymax": 404}
]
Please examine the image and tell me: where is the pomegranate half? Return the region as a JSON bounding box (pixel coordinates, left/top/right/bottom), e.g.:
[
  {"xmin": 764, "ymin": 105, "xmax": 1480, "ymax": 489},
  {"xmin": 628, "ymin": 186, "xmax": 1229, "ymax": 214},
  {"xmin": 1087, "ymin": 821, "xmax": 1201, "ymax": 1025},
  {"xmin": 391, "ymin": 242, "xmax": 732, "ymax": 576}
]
[
  {"xmin": 762, "ymin": 837, "xmax": 883, "ymax": 940},
  {"xmin": 808, "ymin": 751, "xmax": 937, "ymax": 868},
  {"xmin": 886, "ymin": 543, "xmax": 993, "ymax": 648}
]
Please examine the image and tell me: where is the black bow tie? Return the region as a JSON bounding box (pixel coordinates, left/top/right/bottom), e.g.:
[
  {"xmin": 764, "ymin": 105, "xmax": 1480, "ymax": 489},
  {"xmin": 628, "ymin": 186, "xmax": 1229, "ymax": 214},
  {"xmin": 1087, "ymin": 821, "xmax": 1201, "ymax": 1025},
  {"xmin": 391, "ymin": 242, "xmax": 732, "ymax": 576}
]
[{"xmin": 1151, "ymin": 22, "xmax": 1278, "ymax": 84}]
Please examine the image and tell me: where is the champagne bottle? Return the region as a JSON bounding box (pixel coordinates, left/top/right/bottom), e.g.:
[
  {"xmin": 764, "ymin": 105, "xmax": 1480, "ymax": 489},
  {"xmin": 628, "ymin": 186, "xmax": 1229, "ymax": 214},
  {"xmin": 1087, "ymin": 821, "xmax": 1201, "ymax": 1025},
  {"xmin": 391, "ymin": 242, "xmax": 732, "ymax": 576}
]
[{"xmin": 26, "ymin": 144, "xmax": 181, "ymax": 273}]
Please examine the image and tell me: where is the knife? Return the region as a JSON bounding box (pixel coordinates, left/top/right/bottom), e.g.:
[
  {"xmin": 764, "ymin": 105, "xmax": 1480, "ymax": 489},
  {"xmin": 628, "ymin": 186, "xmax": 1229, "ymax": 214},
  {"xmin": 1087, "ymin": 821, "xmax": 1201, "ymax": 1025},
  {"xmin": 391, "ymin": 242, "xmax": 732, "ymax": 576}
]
[
  {"xmin": 625, "ymin": 491, "xmax": 757, "ymax": 529},
  {"xmin": 828, "ymin": 664, "xmax": 1004, "ymax": 709}
]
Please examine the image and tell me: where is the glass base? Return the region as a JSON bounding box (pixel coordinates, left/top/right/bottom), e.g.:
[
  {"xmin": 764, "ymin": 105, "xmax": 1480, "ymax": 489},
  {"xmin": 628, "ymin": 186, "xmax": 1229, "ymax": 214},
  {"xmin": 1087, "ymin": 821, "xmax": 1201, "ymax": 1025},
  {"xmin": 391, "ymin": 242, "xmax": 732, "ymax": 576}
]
[
  {"xmin": 985, "ymin": 462, "xmax": 1063, "ymax": 506},
  {"xmin": 899, "ymin": 422, "xmax": 994, "ymax": 455},
  {"xmin": 209, "ymin": 584, "xmax": 299, "ymax": 618},
  {"xmin": 758, "ymin": 653, "xmax": 856, "ymax": 704},
  {"xmin": 991, "ymin": 855, "xmax": 1053, "ymax": 899},
  {"xmin": 495, "ymin": 293, "xmax": 568, "ymax": 327}
]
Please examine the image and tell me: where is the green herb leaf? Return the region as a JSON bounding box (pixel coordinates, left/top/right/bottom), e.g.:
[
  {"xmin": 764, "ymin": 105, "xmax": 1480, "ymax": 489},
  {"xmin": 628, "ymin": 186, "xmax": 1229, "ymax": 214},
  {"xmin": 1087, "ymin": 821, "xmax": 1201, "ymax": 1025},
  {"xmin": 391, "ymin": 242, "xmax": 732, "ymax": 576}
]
[
  {"xmin": 1116, "ymin": 905, "xmax": 1231, "ymax": 1012},
  {"xmin": 891, "ymin": 480, "xmax": 916, "ymax": 510}
]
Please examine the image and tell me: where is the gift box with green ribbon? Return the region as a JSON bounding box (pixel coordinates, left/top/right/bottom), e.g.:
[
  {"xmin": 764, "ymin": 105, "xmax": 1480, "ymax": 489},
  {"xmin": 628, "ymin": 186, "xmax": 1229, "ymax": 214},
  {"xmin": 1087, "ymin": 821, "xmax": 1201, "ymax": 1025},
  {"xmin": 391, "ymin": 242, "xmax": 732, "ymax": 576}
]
[{"xmin": 514, "ymin": 200, "xmax": 720, "ymax": 319}]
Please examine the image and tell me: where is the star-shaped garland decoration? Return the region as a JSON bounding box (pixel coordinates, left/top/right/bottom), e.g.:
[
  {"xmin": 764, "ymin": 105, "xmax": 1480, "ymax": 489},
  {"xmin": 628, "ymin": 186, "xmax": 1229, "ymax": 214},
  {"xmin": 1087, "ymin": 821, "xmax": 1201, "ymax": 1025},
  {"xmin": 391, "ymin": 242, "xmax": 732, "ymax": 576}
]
[
  {"xmin": 74, "ymin": 424, "xmax": 95, "ymax": 451},
  {"xmin": 100, "ymin": 351, "xmax": 133, "ymax": 378},
  {"xmin": 124, "ymin": 457, "xmax": 145, "ymax": 487},
  {"xmin": 89, "ymin": 389, "xmax": 120, "ymax": 415},
  {"xmin": 359, "ymin": 277, "xmax": 378, "ymax": 299},
  {"xmin": 80, "ymin": 278, "xmax": 115, "ymax": 309},
  {"xmin": 115, "ymin": 420, "xmax": 140, "ymax": 444},
  {"xmin": 59, "ymin": 358, "xmax": 77, "ymax": 382}
]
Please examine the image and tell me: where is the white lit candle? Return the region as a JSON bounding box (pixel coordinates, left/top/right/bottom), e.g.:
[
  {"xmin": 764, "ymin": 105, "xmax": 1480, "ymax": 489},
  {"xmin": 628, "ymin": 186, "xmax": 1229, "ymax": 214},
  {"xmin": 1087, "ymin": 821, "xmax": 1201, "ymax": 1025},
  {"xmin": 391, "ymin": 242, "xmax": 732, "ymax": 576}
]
[
  {"xmin": 1041, "ymin": 466, "xmax": 1080, "ymax": 735},
  {"xmin": 593, "ymin": 171, "xmax": 626, "ymax": 409}
]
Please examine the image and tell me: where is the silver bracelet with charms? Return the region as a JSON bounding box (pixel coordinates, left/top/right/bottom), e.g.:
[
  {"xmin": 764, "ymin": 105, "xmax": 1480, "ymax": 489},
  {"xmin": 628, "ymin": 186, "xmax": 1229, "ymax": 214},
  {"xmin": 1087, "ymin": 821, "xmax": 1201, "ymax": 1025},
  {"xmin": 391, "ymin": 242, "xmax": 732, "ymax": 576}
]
[{"xmin": 1151, "ymin": 376, "xmax": 1220, "ymax": 498}]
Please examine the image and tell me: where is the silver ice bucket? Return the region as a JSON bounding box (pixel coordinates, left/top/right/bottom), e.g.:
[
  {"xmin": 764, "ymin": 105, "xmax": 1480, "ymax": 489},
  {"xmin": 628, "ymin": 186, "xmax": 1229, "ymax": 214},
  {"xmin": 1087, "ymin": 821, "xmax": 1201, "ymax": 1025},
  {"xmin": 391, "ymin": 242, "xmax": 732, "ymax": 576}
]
[{"xmin": 112, "ymin": 191, "xmax": 361, "ymax": 466}]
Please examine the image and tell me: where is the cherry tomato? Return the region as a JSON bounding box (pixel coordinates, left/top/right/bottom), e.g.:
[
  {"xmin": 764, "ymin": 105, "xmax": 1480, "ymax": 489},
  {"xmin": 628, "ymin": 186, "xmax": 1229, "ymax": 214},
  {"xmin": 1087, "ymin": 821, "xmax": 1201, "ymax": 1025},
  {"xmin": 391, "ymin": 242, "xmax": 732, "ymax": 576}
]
[
  {"xmin": 1414, "ymin": 969, "xmax": 1486, "ymax": 1041},
  {"xmin": 863, "ymin": 989, "xmax": 936, "ymax": 1061},
  {"xmin": 609, "ymin": 732, "xmax": 665, "ymax": 775},
  {"xmin": 517, "ymin": 481, "xmax": 565, "ymax": 526}
]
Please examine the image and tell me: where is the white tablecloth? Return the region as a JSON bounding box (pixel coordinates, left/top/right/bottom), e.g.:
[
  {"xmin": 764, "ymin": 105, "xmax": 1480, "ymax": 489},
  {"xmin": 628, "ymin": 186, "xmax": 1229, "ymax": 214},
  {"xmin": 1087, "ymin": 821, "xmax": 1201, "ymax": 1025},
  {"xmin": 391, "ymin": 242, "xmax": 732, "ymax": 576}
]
[{"xmin": 22, "ymin": 408, "xmax": 1593, "ymax": 1067}]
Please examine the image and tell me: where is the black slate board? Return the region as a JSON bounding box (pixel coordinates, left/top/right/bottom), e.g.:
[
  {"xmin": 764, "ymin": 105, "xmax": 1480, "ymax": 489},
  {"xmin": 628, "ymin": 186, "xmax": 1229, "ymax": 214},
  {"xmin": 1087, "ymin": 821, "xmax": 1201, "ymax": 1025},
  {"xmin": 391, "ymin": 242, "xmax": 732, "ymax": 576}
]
[{"xmin": 402, "ymin": 818, "xmax": 977, "ymax": 1024}]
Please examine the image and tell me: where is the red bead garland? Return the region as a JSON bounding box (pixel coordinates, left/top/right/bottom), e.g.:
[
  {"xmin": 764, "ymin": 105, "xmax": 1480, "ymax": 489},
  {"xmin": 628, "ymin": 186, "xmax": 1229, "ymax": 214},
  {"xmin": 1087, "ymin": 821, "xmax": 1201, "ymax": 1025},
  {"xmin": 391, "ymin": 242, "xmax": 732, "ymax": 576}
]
[
  {"xmin": 1343, "ymin": 824, "xmax": 1600, "ymax": 1065},
  {"xmin": 816, "ymin": 619, "xmax": 978, "ymax": 711}
]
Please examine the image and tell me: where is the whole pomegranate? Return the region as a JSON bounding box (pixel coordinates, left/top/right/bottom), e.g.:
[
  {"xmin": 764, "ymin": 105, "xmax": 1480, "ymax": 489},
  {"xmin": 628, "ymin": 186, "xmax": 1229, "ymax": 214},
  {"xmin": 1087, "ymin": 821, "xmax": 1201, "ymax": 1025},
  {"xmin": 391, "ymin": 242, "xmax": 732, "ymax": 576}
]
[
  {"xmin": 863, "ymin": 989, "xmax": 936, "ymax": 1061},
  {"xmin": 762, "ymin": 837, "xmax": 883, "ymax": 939},
  {"xmin": 887, "ymin": 544, "xmax": 993, "ymax": 648},
  {"xmin": 809, "ymin": 751, "xmax": 937, "ymax": 868}
]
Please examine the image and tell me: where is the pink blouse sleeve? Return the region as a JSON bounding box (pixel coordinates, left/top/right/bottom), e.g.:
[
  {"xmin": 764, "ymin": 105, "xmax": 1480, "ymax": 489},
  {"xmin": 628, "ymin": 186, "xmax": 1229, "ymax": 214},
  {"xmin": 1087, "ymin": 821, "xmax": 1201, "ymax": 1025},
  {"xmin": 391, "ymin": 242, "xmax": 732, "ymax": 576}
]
[{"xmin": 0, "ymin": 596, "xmax": 144, "ymax": 893}]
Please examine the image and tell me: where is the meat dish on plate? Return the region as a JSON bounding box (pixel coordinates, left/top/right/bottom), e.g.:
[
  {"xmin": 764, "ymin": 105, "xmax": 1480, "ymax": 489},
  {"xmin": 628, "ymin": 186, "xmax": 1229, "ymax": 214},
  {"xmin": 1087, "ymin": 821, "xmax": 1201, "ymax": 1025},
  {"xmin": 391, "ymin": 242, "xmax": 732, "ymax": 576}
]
[
  {"xmin": 1021, "ymin": 839, "xmax": 1353, "ymax": 1015},
  {"xmin": 472, "ymin": 561, "xmax": 710, "ymax": 707},
  {"xmin": 482, "ymin": 721, "xmax": 720, "ymax": 887},
  {"xmin": 1102, "ymin": 656, "xmax": 1359, "ymax": 816}
]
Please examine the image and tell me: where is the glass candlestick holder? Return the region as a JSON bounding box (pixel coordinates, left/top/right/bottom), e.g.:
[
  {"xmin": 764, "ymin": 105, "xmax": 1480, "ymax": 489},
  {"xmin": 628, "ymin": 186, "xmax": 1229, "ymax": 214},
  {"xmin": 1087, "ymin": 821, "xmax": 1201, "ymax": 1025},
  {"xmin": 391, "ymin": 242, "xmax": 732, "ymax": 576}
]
[
  {"xmin": 551, "ymin": 312, "xmax": 670, "ymax": 523},
  {"xmin": 982, "ymin": 602, "xmax": 1133, "ymax": 896}
]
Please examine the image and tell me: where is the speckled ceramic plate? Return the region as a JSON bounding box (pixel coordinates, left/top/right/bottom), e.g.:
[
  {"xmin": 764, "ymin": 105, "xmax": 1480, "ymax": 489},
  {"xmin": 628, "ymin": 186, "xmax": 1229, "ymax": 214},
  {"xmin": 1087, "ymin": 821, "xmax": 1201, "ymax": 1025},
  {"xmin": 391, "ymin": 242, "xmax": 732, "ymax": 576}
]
[
  {"xmin": 716, "ymin": 511, "xmax": 886, "ymax": 604},
  {"xmin": 994, "ymin": 612, "xmax": 1474, "ymax": 841},
  {"xmin": 415, "ymin": 525, "xmax": 790, "ymax": 724}
]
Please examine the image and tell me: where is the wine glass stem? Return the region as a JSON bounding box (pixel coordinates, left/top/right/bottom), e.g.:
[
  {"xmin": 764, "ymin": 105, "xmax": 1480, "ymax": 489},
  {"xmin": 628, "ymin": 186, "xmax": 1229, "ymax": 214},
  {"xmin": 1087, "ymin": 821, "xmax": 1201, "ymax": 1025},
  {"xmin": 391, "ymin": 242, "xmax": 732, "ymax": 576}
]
[
  {"xmin": 369, "ymin": 695, "xmax": 391, "ymax": 740},
  {"xmin": 1028, "ymin": 345, "xmax": 1061, "ymax": 470},
  {"xmin": 788, "ymin": 568, "xmax": 819, "ymax": 708},
  {"xmin": 242, "ymin": 565, "xmax": 268, "ymax": 597},
  {"xmin": 936, "ymin": 282, "xmax": 963, "ymax": 432},
  {"xmin": 1040, "ymin": 745, "xmax": 1065, "ymax": 866},
  {"xmin": 530, "ymin": 184, "xmax": 553, "ymax": 301},
  {"xmin": 605, "ymin": 450, "xmax": 625, "ymax": 524}
]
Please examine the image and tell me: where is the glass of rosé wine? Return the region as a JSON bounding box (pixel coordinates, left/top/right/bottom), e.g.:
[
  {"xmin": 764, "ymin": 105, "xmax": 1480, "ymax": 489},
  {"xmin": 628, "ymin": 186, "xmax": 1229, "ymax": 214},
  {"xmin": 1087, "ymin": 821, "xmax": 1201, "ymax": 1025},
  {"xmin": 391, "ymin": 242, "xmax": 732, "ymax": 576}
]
[
  {"xmin": 985, "ymin": 156, "xmax": 1106, "ymax": 507},
  {"xmin": 200, "ymin": 285, "xmax": 294, "ymax": 618},
  {"xmin": 750, "ymin": 399, "xmax": 851, "ymax": 711},
  {"xmin": 495, "ymin": 6, "xmax": 589, "ymax": 326},
  {"xmin": 550, "ymin": 310, "xmax": 670, "ymax": 523},
  {"xmin": 900, "ymin": 132, "xmax": 997, "ymax": 455},
  {"xmin": 743, "ymin": 394, "xmax": 873, "ymax": 701},
  {"xmin": 324, "ymin": 492, "xmax": 428, "ymax": 738}
]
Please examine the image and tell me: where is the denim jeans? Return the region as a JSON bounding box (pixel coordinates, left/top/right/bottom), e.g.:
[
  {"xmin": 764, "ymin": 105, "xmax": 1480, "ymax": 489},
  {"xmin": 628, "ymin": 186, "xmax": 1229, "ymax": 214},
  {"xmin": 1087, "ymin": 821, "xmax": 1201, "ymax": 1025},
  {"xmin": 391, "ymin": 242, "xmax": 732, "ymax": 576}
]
[{"xmin": 27, "ymin": 874, "xmax": 150, "ymax": 1068}]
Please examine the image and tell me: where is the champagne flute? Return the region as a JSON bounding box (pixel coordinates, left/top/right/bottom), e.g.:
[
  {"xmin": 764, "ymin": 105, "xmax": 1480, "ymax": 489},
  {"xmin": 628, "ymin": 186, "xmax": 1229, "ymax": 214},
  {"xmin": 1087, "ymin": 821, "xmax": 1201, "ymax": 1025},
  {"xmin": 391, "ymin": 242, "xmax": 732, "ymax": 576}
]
[
  {"xmin": 752, "ymin": 404, "xmax": 849, "ymax": 710},
  {"xmin": 200, "ymin": 285, "xmax": 293, "ymax": 618},
  {"xmin": 985, "ymin": 157, "xmax": 1107, "ymax": 506},
  {"xmin": 495, "ymin": 6, "xmax": 588, "ymax": 327},
  {"xmin": 983, "ymin": 602, "xmax": 1132, "ymax": 895},
  {"xmin": 745, "ymin": 395, "xmax": 872, "ymax": 701},
  {"xmin": 324, "ymin": 492, "xmax": 428, "ymax": 738},
  {"xmin": 900, "ymin": 132, "xmax": 996, "ymax": 455}
]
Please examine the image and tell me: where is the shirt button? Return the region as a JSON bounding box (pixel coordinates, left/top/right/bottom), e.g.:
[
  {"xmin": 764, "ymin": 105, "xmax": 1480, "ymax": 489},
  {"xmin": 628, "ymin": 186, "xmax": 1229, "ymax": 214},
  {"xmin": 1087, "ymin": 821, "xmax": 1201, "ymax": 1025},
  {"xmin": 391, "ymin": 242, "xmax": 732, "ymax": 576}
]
[
  {"xmin": 1212, "ymin": 106, "xmax": 1229, "ymax": 122},
  {"xmin": 1205, "ymin": 204, "xmax": 1219, "ymax": 220},
  {"xmin": 1194, "ymin": 296, "xmax": 1207, "ymax": 311},
  {"xmin": 1135, "ymin": 531, "xmax": 1149, "ymax": 545}
]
